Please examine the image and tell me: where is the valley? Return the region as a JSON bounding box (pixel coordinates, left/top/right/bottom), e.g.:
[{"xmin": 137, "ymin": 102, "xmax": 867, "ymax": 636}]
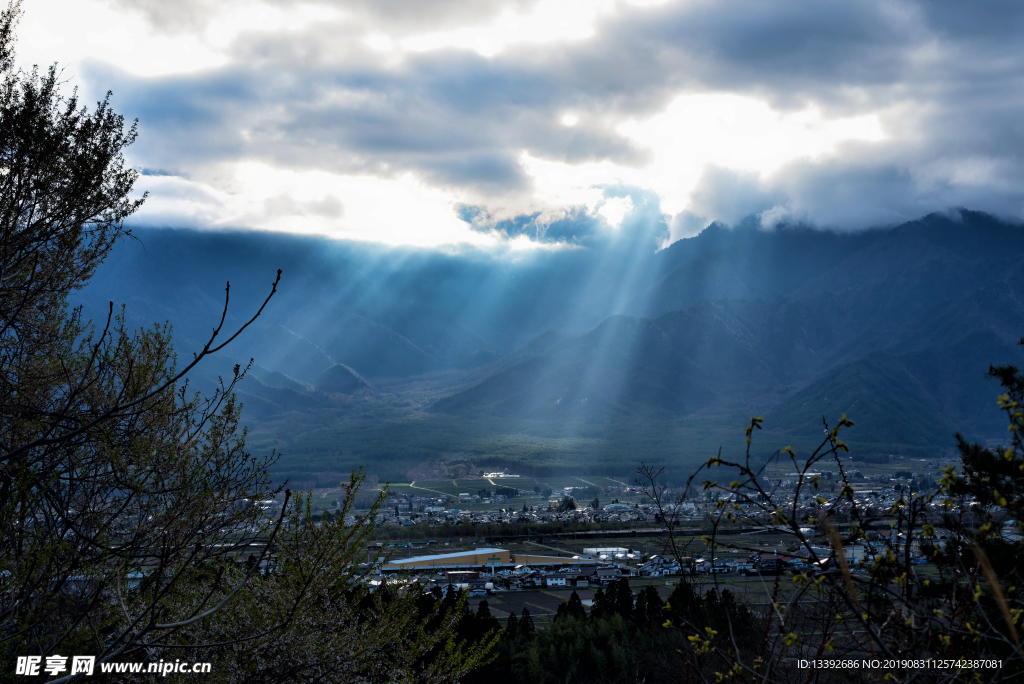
[{"xmin": 76, "ymin": 210, "xmax": 1024, "ymax": 483}]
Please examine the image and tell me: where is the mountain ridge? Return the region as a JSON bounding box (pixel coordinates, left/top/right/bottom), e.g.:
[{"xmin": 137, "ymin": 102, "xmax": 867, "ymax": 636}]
[{"xmin": 74, "ymin": 209, "xmax": 1024, "ymax": 478}]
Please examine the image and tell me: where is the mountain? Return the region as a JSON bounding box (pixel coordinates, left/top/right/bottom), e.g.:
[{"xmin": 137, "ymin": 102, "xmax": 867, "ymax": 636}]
[
  {"xmin": 427, "ymin": 211, "xmax": 1024, "ymax": 458},
  {"xmin": 628, "ymin": 220, "xmax": 884, "ymax": 318},
  {"xmin": 316, "ymin": 363, "xmax": 372, "ymax": 394},
  {"xmin": 74, "ymin": 210, "xmax": 1024, "ymax": 479}
]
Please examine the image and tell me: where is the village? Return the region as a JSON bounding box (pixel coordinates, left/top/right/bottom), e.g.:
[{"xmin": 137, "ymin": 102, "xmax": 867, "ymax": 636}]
[
  {"xmin": 297, "ymin": 465, "xmax": 954, "ymax": 535},
  {"xmin": 321, "ymin": 460, "xmax": 1016, "ymax": 614}
]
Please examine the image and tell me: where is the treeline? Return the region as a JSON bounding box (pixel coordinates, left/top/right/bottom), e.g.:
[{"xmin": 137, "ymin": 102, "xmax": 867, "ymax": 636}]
[
  {"xmin": 366, "ymin": 519, "xmax": 662, "ymax": 542},
  {"xmin": 448, "ymin": 578, "xmax": 763, "ymax": 684}
]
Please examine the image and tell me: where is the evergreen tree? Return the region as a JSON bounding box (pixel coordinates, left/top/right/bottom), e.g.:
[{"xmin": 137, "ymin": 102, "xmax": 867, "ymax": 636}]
[
  {"xmin": 591, "ymin": 587, "xmax": 616, "ymax": 620},
  {"xmin": 555, "ymin": 589, "xmax": 589, "ymax": 621},
  {"xmin": 664, "ymin": 579, "xmax": 702, "ymax": 627},
  {"xmin": 632, "ymin": 586, "xmax": 648, "ymax": 627},
  {"xmin": 505, "ymin": 612, "xmax": 519, "ymax": 641},
  {"xmin": 613, "ymin": 577, "xmax": 634, "ymax": 618},
  {"xmin": 632, "ymin": 585, "xmax": 664, "ymax": 628},
  {"xmin": 475, "ymin": 599, "xmax": 502, "ymax": 635},
  {"xmin": 519, "ymin": 608, "xmax": 536, "ymax": 639}
]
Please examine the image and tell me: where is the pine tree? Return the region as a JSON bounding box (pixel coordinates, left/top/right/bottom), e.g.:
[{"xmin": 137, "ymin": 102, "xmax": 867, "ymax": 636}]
[
  {"xmin": 613, "ymin": 577, "xmax": 634, "ymax": 618},
  {"xmin": 519, "ymin": 608, "xmax": 536, "ymax": 639},
  {"xmin": 505, "ymin": 612, "xmax": 519, "ymax": 641},
  {"xmin": 555, "ymin": 589, "xmax": 589, "ymax": 621}
]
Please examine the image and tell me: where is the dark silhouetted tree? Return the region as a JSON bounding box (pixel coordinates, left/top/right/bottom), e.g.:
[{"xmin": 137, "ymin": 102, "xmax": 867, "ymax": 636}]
[{"xmin": 555, "ymin": 590, "xmax": 589, "ymax": 621}]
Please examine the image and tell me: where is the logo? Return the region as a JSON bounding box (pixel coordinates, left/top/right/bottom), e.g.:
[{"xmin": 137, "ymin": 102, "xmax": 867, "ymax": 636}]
[{"xmin": 16, "ymin": 655, "xmax": 95, "ymax": 677}]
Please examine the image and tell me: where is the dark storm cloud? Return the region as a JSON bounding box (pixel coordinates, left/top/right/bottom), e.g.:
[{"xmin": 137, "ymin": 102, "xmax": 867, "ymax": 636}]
[{"xmin": 93, "ymin": 0, "xmax": 1024, "ymax": 237}]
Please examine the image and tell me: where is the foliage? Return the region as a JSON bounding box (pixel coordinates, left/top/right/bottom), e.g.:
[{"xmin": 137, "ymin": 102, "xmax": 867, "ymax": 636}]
[
  {"xmin": 0, "ymin": 10, "xmax": 491, "ymax": 680},
  {"xmin": 554, "ymin": 590, "xmax": 588, "ymax": 622},
  {"xmin": 470, "ymin": 579, "xmax": 758, "ymax": 683},
  {"xmin": 152, "ymin": 471, "xmax": 497, "ymax": 683},
  {"xmin": 632, "ymin": 391, "xmax": 1024, "ymax": 681}
]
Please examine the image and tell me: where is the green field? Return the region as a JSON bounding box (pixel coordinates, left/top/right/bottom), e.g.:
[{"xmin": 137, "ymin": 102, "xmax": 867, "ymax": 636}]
[
  {"xmin": 389, "ymin": 475, "xmax": 632, "ymax": 497},
  {"xmin": 304, "ymin": 475, "xmax": 644, "ymax": 513}
]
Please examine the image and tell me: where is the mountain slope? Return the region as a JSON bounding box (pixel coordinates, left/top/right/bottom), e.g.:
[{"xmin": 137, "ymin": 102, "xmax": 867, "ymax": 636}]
[{"xmin": 71, "ymin": 210, "xmax": 1024, "ymax": 477}]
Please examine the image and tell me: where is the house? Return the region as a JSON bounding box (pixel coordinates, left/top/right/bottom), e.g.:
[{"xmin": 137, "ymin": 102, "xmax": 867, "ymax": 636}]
[
  {"xmin": 732, "ymin": 560, "xmax": 754, "ymax": 574},
  {"xmin": 783, "ymin": 556, "xmax": 809, "ymax": 570},
  {"xmin": 581, "ymin": 566, "xmax": 621, "ymax": 585},
  {"xmin": 521, "ymin": 573, "xmax": 544, "ymax": 588},
  {"xmin": 639, "ymin": 554, "xmax": 687, "ymax": 576},
  {"xmin": 842, "ymin": 544, "xmax": 869, "ymax": 562},
  {"xmin": 544, "ymin": 574, "xmax": 568, "ymax": 587},
  {"xmin": 755, "ymin": 554, "xmax": 783, "ymax": 574}
]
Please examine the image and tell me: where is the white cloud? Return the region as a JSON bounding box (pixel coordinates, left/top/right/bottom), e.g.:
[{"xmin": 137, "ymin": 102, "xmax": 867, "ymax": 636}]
[
  {"xmin": 394, "ymin": 0, "xmax": 642, "ymax": 58},
  {"xmin": 616, "ymin": 93, "xmax": 885, "ymax": 216},
  {"xmin": 18, "ymin": 0, "xmax": 228, "ymax": 77},
  {"xmin": 134, "ymin": 162, "xmax": 495, "ymax": 247},
  {"xmin": 18, "ymin": 0, "xmax": 1024, "ymax": 246},
  {"xmin": 119, "ymin": 81, "xmax": 887, "ymax": 243},
  {"xmin": 18, "ymin": 0, "xmax": 343, "ymax": 78},
  {"xmin": 518, "ymin": 93, "xmax": 885, "ymax": 234}
]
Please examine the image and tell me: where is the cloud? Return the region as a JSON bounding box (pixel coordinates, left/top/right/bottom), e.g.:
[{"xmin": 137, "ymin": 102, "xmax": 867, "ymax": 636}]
[
  {"xmin": 264, "ymin": 193, "xmax": 344, "ymax": 219},
  {"xmin": 22, "ymin": 0, "xmax": 1024, "ymax": 246}
]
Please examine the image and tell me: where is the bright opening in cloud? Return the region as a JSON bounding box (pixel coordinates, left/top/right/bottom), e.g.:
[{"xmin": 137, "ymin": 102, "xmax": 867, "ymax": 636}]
[
  {"xmin": 561, "ymin": 113, "xmax": 579, "ymax": 127},
  {"xmin": 521, "ymin": 93, "xmax": 886, "ymax": 226},
  {"xmin": 598, "ymin": 196, "xmax": 635, "ymax": 228},
  {"xmin": 617, "ymin": 93, "xmax": 886, "ymax": 215},
  {"xmin": 134, "ymin": 162, "xmax": 494, "ymax": 248}
]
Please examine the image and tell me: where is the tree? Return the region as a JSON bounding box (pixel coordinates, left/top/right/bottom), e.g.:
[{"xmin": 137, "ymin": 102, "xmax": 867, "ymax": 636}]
[
  {"xmin": 0, "ymin": 8, "xmax": 490, "ymax": 680},
  {"xmin": 631, "ymin": 585, "xmax": 664, "ymax": 628},
  {"xmin": 590, "ymin": 587, "xmax": 616, "ymax": 621},
  {"xmin": 634, "ymin": 463, "xmax": 701, "ymax": 587},
  {"xmin": 554, "ymin": 590, "xmax": 588, "ymax": 622},
  {"xmin": 517, "ymin": 608, "xmax": 535, "ymax": 640},
  {"xmin": 646, "ymin": 397, "xmax": 1024, "ymax": 682},
  {"xmin": 505, "ymin": 612, "xmax": 519, "ymax": 641},
  {"xmin": 612, "ymin": 578, "xmax": 633, "ymax": 619}
]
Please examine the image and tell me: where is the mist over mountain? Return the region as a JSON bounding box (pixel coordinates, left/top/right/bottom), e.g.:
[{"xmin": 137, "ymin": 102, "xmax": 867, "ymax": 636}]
[{"xmin": 76, "ymin": 210, "xmax": 1024, "ymax": 482}]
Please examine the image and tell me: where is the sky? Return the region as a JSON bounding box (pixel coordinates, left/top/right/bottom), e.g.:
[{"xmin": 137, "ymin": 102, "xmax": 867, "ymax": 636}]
[{"xmin": 18, "ymin": 0, "xmax": 1024, "ymax": 248}]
